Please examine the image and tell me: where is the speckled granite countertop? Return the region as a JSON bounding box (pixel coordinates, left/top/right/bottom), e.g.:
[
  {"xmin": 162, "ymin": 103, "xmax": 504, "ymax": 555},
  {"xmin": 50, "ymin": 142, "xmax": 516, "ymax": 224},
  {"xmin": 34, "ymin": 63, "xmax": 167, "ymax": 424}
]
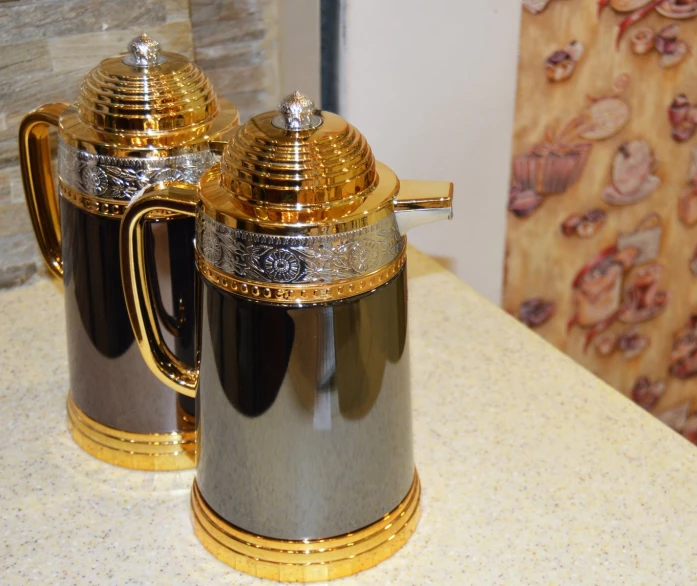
[{"xmin": 2, "ymin": 247, "xmax": 696, "ymax": 585}]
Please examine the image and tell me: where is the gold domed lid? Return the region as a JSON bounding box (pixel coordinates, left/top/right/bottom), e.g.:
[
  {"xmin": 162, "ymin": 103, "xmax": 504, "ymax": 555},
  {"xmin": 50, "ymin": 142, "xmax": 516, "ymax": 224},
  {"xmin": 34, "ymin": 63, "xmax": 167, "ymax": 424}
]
[
  {"xmin": 77, "ymin": 33, "xmax": 223, "ymax": 142},
  {"xmin": 211, "ymin": 91, "xmax": 385, "ymax": 228}
]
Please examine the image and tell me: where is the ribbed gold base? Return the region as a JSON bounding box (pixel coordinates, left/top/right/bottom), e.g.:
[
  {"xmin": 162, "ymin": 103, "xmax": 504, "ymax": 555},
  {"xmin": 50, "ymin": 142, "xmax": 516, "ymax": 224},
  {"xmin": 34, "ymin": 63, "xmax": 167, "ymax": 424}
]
[
  {"xmin": 66, "ymin": 394, "xmax": 196, "ymax": 471},
  {"xmin": 190, "ymin": 472, "xmax": 421, "ymax": 582}
]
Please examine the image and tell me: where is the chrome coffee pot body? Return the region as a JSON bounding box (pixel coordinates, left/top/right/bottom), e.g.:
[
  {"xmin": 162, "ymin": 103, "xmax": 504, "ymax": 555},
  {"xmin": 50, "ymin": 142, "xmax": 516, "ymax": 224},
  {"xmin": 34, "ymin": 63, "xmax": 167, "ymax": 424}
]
[
  {"xmin": 121, "ymin": 93, "xmax": 452, "ymax": 580},
  {"xmin": 18, "ymin": 35, "xmax": 239, "ymax": 470}
]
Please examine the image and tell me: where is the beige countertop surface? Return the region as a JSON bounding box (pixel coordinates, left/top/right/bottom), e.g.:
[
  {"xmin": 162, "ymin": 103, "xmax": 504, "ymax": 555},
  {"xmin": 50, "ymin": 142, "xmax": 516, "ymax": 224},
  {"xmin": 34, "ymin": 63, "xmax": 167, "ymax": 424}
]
[{"xmin": 1, "ymin": 247, "xmax": 696, "ymax": 585}]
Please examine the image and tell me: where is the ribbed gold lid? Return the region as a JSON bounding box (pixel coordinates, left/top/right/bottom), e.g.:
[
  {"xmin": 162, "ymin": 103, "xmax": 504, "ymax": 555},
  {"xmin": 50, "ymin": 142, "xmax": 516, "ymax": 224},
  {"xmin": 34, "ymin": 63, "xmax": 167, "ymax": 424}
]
[
  {"xmin": 77, "ymin": 34, "xmax": 221, "ymax": 140},
  {"xmin": 216, "ymin": 92, "xmax": 380, "ymax": 224}
]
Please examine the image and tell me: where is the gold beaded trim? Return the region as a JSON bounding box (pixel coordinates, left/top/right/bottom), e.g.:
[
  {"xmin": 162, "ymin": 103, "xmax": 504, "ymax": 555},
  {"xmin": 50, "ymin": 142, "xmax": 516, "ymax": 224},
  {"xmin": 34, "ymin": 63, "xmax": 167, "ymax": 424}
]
[
  {"xmin": 195, "ymin": 246, "xmax": 406, "ymax": 304},
  {"xmin": 59, "ymin": 181, "xmax": 177, "ymax": 219}
]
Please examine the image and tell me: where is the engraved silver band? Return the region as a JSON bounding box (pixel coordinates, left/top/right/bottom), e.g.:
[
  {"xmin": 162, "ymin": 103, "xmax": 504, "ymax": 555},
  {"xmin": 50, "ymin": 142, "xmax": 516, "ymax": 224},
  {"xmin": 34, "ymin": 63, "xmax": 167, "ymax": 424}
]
[
  {"xmin": 57, "ymin": 139, "xmax": 217, "ymax": 201},
  {"xmin": 196, "ymin": 211, "xmax": 405, "ymax": 286}
]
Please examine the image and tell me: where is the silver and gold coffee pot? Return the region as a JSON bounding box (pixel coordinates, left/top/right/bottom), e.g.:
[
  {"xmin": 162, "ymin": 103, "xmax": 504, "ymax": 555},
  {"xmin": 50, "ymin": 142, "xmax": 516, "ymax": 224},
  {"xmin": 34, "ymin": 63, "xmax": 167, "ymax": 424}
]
[
  {"xmin": 121, "ymin": 92, "xmax": 452, "ymax": 581},
  {"xmin": 18, "ymin": 34, "xmax": 239, "ymax": 470}
]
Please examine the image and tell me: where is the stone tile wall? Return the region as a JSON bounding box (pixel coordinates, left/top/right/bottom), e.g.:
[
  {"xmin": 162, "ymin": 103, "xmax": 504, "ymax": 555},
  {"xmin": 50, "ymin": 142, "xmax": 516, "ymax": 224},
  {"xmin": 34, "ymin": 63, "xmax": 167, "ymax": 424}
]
[
  {"xmin": 190, "ymin": 0, "xmax": 279, "ymax": 121},
  {"xmin": 0, "ymin": 0, "xmax": 280, "ymax": 288}
]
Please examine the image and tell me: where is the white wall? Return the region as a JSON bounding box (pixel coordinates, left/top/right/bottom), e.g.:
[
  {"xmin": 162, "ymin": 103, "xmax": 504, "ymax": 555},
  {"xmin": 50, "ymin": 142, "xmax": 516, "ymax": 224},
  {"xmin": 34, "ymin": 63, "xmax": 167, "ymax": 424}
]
[{"xmin": 338, "ymin": 0, "xmax": 521, "ymax": 303}]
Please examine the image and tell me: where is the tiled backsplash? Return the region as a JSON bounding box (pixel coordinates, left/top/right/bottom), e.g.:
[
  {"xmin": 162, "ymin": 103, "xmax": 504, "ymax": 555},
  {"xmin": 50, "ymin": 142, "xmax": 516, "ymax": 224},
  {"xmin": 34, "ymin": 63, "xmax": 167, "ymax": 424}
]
[{"xmin": 0, "ymin": 0, "xmax": 280, "ymax": 288}]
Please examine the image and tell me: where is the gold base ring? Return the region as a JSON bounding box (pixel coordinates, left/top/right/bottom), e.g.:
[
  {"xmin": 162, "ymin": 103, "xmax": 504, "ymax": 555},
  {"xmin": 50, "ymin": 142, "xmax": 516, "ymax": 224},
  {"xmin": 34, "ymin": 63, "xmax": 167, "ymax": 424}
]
[
  {"xmin": 191, "ymin": 471, "xmax": 421, "ymax": 582},
  {"xmin": 66, "ymin": 394, "xmax": 196, "ymax": 471}
]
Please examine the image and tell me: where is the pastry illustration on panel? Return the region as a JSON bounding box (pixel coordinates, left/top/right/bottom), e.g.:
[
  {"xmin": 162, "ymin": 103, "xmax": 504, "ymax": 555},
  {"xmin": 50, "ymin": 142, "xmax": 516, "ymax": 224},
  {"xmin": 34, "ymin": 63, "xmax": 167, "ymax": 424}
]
[
  {"xmin": 578, "ymin": 74, "xmax": 631, "ymax": 140},
  {"xmin": 523, "ymin": 0, "xmax": 553, "ymax": 14},
  {"xmin": 627, "ymin": 24, "xmax": 690, "ymax": 66},
  {"xmin": 619, "ymin": 263, "xmax": 669, "ymax": 323},
  {"xmin": 595, "ymin": 327, "xmax": 651, "ymax": 358},
  {"xmin": 618, "ymin": 326, "xmax": 651, "ymax": 358},
  {"xmin": 617, "ymin": 214, "xmax": 668, "ymax": 323},
  {"xmin": 602, "ymin": 140, "xmax": 660, "ymax": 206},
  {"xmin": 569, "ymin": 213, "xmax": 667, "ymax": 348},
  {"xmin": 690, "ymin": 244, "xmax": 697, "ymax": 275},
  {"xmin": 561, "ymin": 209, "xmax": 606, "ymax": 237},
  {"xmin": 655, "ymin": 24, "xmax": 690, "ymax": 67},
  {"xmin": 569, "ymin": 246, "xmax": 636, "ymax": 333},
  {"xmin": 545, "ymin": 41, "xmax": 584, "ymax": 82},
  {"xmin": 630, "ymin": 375, "xmax": 666, "ymax": 410},
  {"xmin": 508, "ymin": 184, "xmax": 543, "ymax": 218},
  {"xmin": 678, "ymin": 190, "xmax": 697, "ymax": 226},
  {"xmin": 630, "ymin": 27, "xmax": 655, "ymax": 54},
  {"xmin": 595, "ymin": 331, "xmax": 619, "ymax": 355},
  {"xmin": 519, "ymin": 298, "xmax": 556, "ymax": 328},
  {"xmin": 509, "ymin": 120, "xmax": 592, "ymax": 218},
  {"xmin": 682, "ymin": 413, "xmax": 697, "ymax": 443},
  {"xmin": 656, "ymin": 0, "xmax": 697, "ymax": 19},
  {"xmin": 657, "ymin": 401, "xmax": 691, "ymax": 432},
  {"xmin": 612, "ymin": 0, "xmax": 697, "ymax": 48},
  {"xmin": 511, "ymin": 121, "xmax": 592, "ymax": 196},
  {"xmin": 678, "ymin": 148, "xmax": 697, "ymax": 225},
  {"xmin": 667, "ymin": 94, "xmax": 697, "ymax": 142},
  {"xmin": 616, "ymin": 213, "xmax": 663, "ymax": 265},
  {"xmin": 669, "ymin": 314, "xmax": 697, "ymax": 378},
  {"xmin": 606, "ymin": 0, "xmax": 656, "ymax": 12},
  {"xmin": 598, "ymin": 0, "xmax": 654, "ymax": 20}
]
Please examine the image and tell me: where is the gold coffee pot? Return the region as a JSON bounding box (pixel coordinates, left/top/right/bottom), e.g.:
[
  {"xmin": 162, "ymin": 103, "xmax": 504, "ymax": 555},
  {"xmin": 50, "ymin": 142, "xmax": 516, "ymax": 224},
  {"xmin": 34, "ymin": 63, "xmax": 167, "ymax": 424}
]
[
  {"xmin": 121, "ymin": 92, "xmax": 453, "ymax": 579},
  {"xmin": 18, "ymin": 34, "xmax": 239, "ymax": 471}
]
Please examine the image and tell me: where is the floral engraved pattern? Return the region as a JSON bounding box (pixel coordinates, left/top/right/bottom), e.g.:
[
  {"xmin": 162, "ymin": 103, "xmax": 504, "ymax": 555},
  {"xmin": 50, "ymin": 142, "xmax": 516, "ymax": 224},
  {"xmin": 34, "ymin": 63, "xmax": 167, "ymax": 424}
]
[
  {"xmin": 264, "ymin": 250, "xmax": 302, "ymax": 282},
  {"xmin": 200, "ymin": 228, "xmax": 223, "ymax": 264},
  {"xmin": 347, "ymin": 241, "xmax": 381, "ymax": 272},
  {"xmin": 80, "ymin": 165, "xmax": 108, "ymax": 195},
  {"xmin": 196, "ymin": 211, "xmax": 404, "ymax": 285},
  {"xmin": 58, "ymin": 140, "xmax": 217, "ymax": 200}
]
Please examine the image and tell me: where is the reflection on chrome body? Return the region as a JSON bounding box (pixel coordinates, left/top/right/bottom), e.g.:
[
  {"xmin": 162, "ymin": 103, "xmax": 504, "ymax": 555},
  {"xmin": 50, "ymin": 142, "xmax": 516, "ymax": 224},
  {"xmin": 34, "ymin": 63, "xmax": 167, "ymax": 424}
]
[
  {"xmin": 196, "ymin": 269, "xmax": 413, "ymax": 539},
  {"xmin": 62, "ymin": 201, "xmax": 195, "ymax": 435}
]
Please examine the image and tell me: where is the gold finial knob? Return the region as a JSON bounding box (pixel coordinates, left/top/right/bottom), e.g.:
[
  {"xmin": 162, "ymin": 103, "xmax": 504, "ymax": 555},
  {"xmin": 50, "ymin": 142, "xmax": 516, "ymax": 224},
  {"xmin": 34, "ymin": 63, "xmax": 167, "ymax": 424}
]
[
  {"xmin": 123, "ymin": 33, "xmax": 166, "ymax": 67},
  {"xmin": 272, "ymin": 91, "xmax": 322, "ymax": 130}
]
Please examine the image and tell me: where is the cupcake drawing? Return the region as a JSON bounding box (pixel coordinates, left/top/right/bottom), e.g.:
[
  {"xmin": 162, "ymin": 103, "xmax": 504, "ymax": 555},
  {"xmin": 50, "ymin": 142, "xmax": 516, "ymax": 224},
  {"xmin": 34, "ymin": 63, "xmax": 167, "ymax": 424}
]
[{"xmin": 602, "ymin": 141, "xmax": 660, "ymax": 206}]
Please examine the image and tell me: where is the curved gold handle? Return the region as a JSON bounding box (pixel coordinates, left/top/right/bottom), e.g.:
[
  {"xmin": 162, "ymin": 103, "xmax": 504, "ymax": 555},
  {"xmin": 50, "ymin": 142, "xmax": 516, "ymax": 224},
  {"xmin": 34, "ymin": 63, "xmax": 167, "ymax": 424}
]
[
  {"xmin": 120, "ymin": 182, "xmax": 200, "ymax": 397},
  {"xmin": 18, "ymin": 103, "xmax": 70, "ymax": 280}
]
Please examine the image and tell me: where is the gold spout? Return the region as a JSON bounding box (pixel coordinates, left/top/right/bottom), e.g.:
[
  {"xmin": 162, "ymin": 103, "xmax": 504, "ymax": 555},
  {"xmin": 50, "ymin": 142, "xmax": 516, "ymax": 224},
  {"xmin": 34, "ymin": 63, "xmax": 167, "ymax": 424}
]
[{"xmin": 393, "ymin": 179, "xmax": 453, "ymax": 234}]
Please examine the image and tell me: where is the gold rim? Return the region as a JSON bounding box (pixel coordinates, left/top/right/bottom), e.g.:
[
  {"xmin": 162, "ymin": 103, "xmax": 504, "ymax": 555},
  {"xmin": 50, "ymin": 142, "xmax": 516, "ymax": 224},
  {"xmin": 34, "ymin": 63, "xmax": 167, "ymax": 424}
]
[
  {"xmin": 195, "ymin": 246, "xmax": 407, "ymax": 305},
  {"xmin": 66, "ymin": 394, "xmax": 196, "ymax": 471},
  {"xmin": 190, "ymin": 472, "xmax": 421, "ymax": 582}
]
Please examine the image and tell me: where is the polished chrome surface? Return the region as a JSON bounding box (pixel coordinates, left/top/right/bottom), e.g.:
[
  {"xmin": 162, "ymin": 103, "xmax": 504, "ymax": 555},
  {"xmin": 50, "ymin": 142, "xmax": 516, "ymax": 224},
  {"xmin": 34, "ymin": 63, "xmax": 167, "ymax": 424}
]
[
  {"xmin": 58, "ymin": 140, "xmax": 217, "ymax": 201},
  {"xmin": 122, "ymin": 33, "xmax": 167, "ymax": 67},
  {"xmin": 196, "ymin": 209, "xmax": 404, "ymax": 285},
  {"xmin": 271, "ymin": 91, "xmax": 322, "ymax": 130},
  {"xmin": 196, "ymin": 269, "xmax": 414, "ymax": 539},
  {"xmin": 62, "ymin": 200, "xmax": 194, "ymax": 434}
]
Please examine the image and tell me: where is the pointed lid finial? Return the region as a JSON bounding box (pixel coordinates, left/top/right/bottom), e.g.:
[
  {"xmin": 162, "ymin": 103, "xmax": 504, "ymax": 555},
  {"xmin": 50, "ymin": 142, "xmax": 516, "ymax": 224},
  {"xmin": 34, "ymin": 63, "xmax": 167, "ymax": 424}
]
[
  {"xmin": 272, "ymin": 91, "xmax": 322, "ymax": 130},
  {"xmin": 123, "ymin": 33, "xmax": 166, "ymax": 67}
]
